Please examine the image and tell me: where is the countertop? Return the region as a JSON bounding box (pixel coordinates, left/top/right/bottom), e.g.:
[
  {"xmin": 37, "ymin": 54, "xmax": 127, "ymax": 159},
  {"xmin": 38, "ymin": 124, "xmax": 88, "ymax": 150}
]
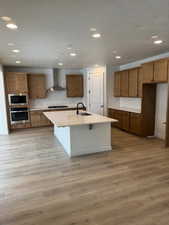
[
  {"xmin": 109, "ymin": 106, "xmax": 141, "ymax": 114},
  {"xmin": 44, "ymin": 110, "xmax": 117, "ymax": 127}
]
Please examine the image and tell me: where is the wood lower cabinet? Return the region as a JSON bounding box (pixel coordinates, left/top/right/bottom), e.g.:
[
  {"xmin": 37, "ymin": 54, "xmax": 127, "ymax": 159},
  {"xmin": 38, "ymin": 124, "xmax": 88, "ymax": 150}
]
[
  {"xmin": 108, "ymin": 109, "xmax": 145, "ymax": 136},
  {"xmin": 129, "ymin": 113, "xmax": 143, "ymax": 136},
  {"xmin": 109, "ymin": 109, "xmax": 130, "ymax": 131},
  {"xmin": 40, "ymin": 113, "xmax": 52, "ymax": 126},
  {"xmin": 28, "ymin": 74, "xmax": 46, "ymax": 99},
  {"xmin": 10, "ymin": 123, "xmax": 31, "ymax": 130},
  {"xmin": 5, "ymin": 72, "xmax": 28, "ymax": 93},
  {"xmin": 66, "ymin": 74, "xmax": 83, "ymax": 97},
  {"xmin": 30, "ymin": 111, "xmax": 52, "ymax": 127}
]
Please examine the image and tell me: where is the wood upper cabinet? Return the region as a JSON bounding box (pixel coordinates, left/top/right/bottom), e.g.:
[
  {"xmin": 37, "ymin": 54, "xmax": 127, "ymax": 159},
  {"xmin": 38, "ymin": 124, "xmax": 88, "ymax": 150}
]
[
  {"xmin": 138, "ymin": 67, "xmax": 143, "ymax": 98},
  {"xmin": 142, "ymin": 59, "xmax": 168, "ymax": 83},
  {"xmin": 142, "ymin": 62, "xmax": 154, "ymax": 83},
  {"xmin": 128, "ymin": 68, "xmax": 138, "ymax": 97},
  {"xmin": 66, "ymin": 74, "xmax": 83, "ymax": 97},
  {"xmin": 154, "ymin": 59, "xmax": 168, "ymax": 82},
  {"xmin": 120, "ymin": 70, "xmax": 129, "ymax": 97},
  {"xmin": 28, "ymin": 74, "xmax": 46, "ymax": 99},
  {"xmin": 5, "ymin": 72, "xmax": 28, "ymax": 93},
  {"xmin": 114, "ymin": 72, "xmax": 121, "ymax": 97}
]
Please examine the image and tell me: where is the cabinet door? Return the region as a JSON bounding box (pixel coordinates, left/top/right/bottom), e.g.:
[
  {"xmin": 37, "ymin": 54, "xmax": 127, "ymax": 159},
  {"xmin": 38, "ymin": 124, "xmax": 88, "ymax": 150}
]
[
  {"xmin": 30, "ymin": 111, "xmax": 41, "ymax": 127},
  {"xmin": 40, "ymin": 113, "xmax": 52, "ymax": 126},
  {"xmin": 16, "ymin": 73, "xmax": 28, "ymax": 93},
  {"xmin": 129, "ymin": 113, "xmax": 143, "ymax": 135},
  {"xmin": 28, "ymin": 74, "xmax": 46, "ymax": 99},
  {"xmin": 142, "ymin": 62, "xmax": 154, "ymax": 83},
  {"xmin": 121, "ymin": 111, "xmax": 130, "ymax": 131},
  {"xmin": 109, "ymin": 109, "xmax": 121, "ymax": 128},
  {"xmin": 138, "ymin": 67, "xmax": 143, "ymax": 98},
  {"xmin": 154, "ymin": 59, "xmax": 168, "ymax": 82},
  {"xmin": 120, "ymin": 70, "xmax": 129, "ymax": 97},
  {"xmin": 66, "ymin": 75, "xmax": 83, "ymax": 97},
  {"xmin": 5, "ymin": 72, "xmax": 28, "ymax": 93},
  {"xmin": 114, "ymin": 72, "xmax": 121, "ymax": 97},
  {"xmin": 128, "ymin": 68, "xmax": 138, "ymax": 97}
]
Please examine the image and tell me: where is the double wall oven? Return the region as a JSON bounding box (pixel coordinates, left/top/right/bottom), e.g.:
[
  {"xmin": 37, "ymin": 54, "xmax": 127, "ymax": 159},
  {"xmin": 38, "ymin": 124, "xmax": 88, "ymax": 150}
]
[
  {"xmin": 8, "ymin": 93, "xmax": 28, "ymax": 106},
  {"xmin": 10, "ymin": 107, "xmax": 29, "ymax": 124},
  {"xmin": 8, "ymin": 94, "xmax": 30, "ymax": 125}
]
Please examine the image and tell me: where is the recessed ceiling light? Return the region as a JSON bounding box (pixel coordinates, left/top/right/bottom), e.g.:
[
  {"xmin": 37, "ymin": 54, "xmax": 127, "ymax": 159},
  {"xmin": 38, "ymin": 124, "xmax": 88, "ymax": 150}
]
[
  {"xmin": 95, "ymin": 64, "xmax": 99, "ymax": 67},
  {"xmin": 113, "ymin": 50, "xmax": 117, "ymax": 54},
  {"xmin": 70, "ymin": 53, "xmax": 77, "ymax": 57},
  {"xmin": 90, "ymin": 28, "xmax": 97, "ymax": 32},
  {"xmin": 12, "ymin": 49, "xmax": 20, "ymax": 53},
  {"xmin": 152, "ymin": 35, "xmax": 158, "ymax": 39},
  {"xmin": 115, "ymin": 56, "xmax": 121, "ymax": 59},
  {"xmin": 16, "ymin": 60, "xmax": 21, "ymax": 64},
  {"xmin": 92, "ymin": 33, "xmax": 101, "ymax": 38},
  {"xmin": 1, "ymin": 16, "xmax": 11, "ymax": 22},
  {"xmin": 58, "ymin": 62, "xmax": 63, "ymax": 66},
  {"xmin": 8, "ymin": 43, "xmax": 15, "ymax": 46},
  {"xmin": 6, "ymin": 23, "xmax": 18, "ymax": 30},
  {"xmin": 153, "ymin": 40, "xmax": 163, "ymax": 44}
]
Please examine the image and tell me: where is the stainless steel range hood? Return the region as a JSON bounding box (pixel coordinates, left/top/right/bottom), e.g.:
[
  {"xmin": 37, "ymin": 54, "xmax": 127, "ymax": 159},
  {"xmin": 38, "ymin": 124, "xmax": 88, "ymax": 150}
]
[{"xmin": 48, "ymin": 68, "xmax": 66, "ymax": 92}]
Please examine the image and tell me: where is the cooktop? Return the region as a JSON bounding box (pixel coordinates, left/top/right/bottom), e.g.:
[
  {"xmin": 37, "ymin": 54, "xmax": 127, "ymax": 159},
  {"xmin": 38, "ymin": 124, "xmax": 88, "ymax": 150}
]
[{"xmin": 48, "ymin": 105, "xmax": 68, "ymax": 109}]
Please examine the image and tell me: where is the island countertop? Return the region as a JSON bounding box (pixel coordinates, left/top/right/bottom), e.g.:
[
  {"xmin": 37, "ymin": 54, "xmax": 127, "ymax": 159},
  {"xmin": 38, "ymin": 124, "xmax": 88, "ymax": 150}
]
[{"xmin": 44, "ymin": 110, "xmax": 117, "ymax": 127}]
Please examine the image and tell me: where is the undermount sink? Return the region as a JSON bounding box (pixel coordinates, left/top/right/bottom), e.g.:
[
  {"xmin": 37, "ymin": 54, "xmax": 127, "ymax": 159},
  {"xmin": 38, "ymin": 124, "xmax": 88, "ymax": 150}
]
[{"xmin": 78, "ymin": 112, "xmax": 91, "ymax": 116}]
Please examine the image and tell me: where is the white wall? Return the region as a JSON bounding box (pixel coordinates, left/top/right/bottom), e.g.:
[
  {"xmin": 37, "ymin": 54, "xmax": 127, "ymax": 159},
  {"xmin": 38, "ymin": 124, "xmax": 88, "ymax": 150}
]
[
  {"xmin": 0, "ymin": 65, "xmax": 9, "ymax": 135},
  {"xmin": 4, "ymin": 67, "xmax": 87, "ymax": 108},
  {"xmin": 108, "ymin": 52, "xmax": 169, "ymax": 139}
]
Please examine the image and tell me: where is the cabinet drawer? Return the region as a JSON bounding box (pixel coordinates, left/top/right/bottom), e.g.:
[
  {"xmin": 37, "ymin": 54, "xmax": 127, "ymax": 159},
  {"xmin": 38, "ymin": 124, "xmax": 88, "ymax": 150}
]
[{"xmin": 10, "ymin": 123, "xmax": 31, "ymax": 130}]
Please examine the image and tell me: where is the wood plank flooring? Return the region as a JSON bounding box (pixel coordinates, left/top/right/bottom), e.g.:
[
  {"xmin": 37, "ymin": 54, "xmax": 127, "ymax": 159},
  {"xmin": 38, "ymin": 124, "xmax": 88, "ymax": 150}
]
[{"xmin": 0, "ymin": 127, "xmax": 169, "ymax": 225}]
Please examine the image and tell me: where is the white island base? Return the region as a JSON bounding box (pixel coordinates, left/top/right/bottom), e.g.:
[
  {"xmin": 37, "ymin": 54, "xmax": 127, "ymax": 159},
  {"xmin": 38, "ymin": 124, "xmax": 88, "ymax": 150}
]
[{"xmin": 54, "ymin": 123, "xmax": 112, "ymax": 157}]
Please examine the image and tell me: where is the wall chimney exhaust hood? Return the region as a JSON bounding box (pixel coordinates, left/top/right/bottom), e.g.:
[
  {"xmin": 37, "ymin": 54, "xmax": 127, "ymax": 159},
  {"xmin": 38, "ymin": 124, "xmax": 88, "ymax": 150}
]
[{"xmin": 48, "ymin": 68, "xmax": 66, "ymax": 92}]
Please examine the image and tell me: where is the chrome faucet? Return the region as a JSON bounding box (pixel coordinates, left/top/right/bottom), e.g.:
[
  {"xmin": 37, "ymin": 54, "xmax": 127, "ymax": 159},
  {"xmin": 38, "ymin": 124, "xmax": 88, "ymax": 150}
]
[{"xmin": 76, "ymin": 102, "xmax": 85, "ymax": 115}]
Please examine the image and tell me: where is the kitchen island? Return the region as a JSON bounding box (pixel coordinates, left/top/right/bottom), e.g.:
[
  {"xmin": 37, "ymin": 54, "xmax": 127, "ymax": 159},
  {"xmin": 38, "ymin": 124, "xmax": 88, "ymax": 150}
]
[{"xmin": 44, "ymin": 110, "xmax": 117, "ymax": 157}]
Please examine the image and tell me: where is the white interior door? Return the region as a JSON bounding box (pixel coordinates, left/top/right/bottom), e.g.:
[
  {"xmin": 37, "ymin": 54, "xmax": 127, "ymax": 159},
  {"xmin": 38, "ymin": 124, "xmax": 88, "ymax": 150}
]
[{"xmin": 88, "ymin": 71, "xmax": 104, "ymax": 115}]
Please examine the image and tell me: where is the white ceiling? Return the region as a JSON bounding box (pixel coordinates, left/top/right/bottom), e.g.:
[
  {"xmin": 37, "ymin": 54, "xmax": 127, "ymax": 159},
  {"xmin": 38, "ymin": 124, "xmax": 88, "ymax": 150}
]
[{"xmin": 0, "ymin": 0, "xmax": 169, "ymax": 68}]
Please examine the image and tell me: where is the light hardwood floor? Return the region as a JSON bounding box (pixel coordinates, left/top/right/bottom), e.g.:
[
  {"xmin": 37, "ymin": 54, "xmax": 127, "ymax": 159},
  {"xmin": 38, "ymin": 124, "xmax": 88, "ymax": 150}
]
[{"xmin": 0, "ymin": 127, "xmax": 169, "ymax": 225}]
